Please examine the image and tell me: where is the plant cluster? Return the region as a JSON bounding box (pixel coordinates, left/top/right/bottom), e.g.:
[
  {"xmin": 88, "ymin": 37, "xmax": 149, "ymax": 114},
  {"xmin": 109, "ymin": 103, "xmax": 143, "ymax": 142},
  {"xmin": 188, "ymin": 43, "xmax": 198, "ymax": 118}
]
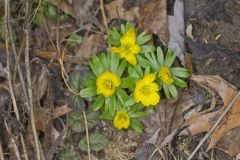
[{"xmin": 78, "ymin": 22, "xmax": 190, "ymax": 132}]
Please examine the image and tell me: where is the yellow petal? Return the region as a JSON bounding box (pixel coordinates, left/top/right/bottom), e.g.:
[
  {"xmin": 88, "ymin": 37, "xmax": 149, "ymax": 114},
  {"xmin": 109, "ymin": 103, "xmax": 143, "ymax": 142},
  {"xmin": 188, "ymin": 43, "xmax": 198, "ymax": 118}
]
[
  {"xmin": 150, "ymin": 83, "xmax": 159, "ymax": 92},
  {"xmin": 150, "ymin": 92, "xmax": 160, "ymax": 106},
  {"xmin": 143, "ymin": 73, "xmax": 156, "ymax": 83},
  {"xmin": 123, "ymin": 118, "xmax": 130, "ymax": 129},
  {"xmin": 111, "ymin": 47, "xmax": 122, "ymax": 54},
  {"xmin": 112, "ymin": 74, "xmax": 121, "ymax": 87},
  {"xmin": 125, "ymin": 54, "xmax": 137, "ymax": 65},
  {"xmin": 141, "ymin": 97, "xmax": 152, "ymax": 106},
  {"xmin": 131, "ymin": 44, "xmax": 141, "ymax": 55},
  {"xmin": 134, "ymin": 90, "xmax": 141, "ymax": 103},
  {"xmin": 120, "ymin": 28, "xmax": 136, "ymax": 45}
]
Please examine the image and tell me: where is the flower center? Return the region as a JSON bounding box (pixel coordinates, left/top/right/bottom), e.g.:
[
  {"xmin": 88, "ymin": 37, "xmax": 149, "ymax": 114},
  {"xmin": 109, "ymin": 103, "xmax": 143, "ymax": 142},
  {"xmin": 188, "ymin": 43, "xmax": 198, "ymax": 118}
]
[
  {"xmin": 118, "ymin": 113, "xmax": 128, "ymax": 123},
  {"xmin": 158, "ymin": 67, "xmax": 174, "ymax": 85},
  {"xmin": 140, "ymin": 85, "xmax": 151, "ymax": 96},
  {"xmin": 103, "ymin": 80, "xmax": 114, "ymax": 90},
  {"xmin": 123, "ymin": 44, "xmax": 132, "ymax": 53}
]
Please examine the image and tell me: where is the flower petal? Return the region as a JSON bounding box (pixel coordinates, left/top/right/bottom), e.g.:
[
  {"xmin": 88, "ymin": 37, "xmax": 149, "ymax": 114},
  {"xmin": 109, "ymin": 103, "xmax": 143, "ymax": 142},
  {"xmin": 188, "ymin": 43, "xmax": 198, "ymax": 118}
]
[
  {"xmin": 143, "ymin": 73, "xmax": 156, "ymax": 83},
  {"xmin": 125, "ymin": 54, "xmax": 137, "ymax": 65},
  {"xmin": 150, "ymin": 92, "xmax": 160, "ymax": 105},
  {"xmin": 150, "ymin": 83, "xmax": 159, "ymax": 92},
  {"xmin": 120, "ymin": 28, "xmax": 136, "ymax": 45},
  {"xmin": 131, "ymin": 44, "xmax": 141, "ymax": 55},
  {"xmin": 111, "ymin": 47, "xmax": 122, "ymax": 54}
]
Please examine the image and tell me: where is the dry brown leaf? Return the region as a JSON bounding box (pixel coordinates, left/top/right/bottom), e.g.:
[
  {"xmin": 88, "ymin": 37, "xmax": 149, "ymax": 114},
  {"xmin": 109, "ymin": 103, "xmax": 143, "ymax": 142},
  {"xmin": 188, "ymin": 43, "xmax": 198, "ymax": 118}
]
[
  {"xmin": 105, "ymin": 0, "xmax": 139, "ymax": 23},
  {"xmin": 216, "ymin": 127, "xmax": 240, "ymax": 156},
  {"xmin": 139, "ymin": 0, "xmax": 168, "ymax": 44},
  {"xmin": 75, "ymin": 34, "xmax": 106, "ymax": 59},
  {"xmin": 46, "ymin": 0, "xmax": 76, "ymax": 18},
  {"xmin": 180, "ymin": 75, "xmax": 240, "ymax": 156}
]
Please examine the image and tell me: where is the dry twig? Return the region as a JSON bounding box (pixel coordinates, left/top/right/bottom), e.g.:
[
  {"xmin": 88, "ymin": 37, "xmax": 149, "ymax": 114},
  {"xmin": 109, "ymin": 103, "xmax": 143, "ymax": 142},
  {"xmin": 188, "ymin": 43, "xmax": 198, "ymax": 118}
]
[{"xmin": 24, "ymin": 1, "xmax": 41, "ymax": 159}]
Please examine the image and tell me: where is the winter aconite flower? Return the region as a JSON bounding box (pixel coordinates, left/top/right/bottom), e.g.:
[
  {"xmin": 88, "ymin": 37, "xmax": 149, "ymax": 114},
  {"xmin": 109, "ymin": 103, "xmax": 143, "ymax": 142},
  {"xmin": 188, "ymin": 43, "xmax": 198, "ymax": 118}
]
[
  {"xmin": 114, "ymin": 110, "xmax": 130, "ymax": 129},
  {"xmin": 96, "ymin": 71, "xmax": 121, "ymax": 97},
  {"xmin": 111, "ymin": 28, "xmax": 141, "ymax": 65},
  {"xmin": 158, "ymin": 66, "xmax": 174, "ymax": 85},
  {"xmin": 134, "ymin": 73, "xmax": 160, "ymax": 106}
]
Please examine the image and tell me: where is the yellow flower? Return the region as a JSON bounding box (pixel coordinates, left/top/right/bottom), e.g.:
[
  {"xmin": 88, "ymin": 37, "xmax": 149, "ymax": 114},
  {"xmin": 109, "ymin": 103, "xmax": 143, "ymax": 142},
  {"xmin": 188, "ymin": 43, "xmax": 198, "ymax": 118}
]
[
  {"xmin": 114, "ymin": 110, "xmax": 130, "ymax": 129},
  {"xmin": 134, "ymin": 73, "xmax": 160, "ymax": 106},
  {"xmin": 96, "ymin": 71, "xmax": 121, "ymax": 97},
  {"xmin": 158, "ymin": 67, "xmax": 174, "ymax": 85},
  {"xmin": 110, "ymin": 28, "xmax": 141, "ymax": 65}
]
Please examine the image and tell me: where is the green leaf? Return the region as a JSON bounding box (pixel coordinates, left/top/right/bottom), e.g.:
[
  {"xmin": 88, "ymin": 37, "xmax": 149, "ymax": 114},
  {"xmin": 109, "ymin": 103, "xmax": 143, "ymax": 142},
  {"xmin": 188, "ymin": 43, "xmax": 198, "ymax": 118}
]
[
  {"xmin": 144, "ymin": 65, "xmax": 151, "ymax": 75},
  {"xmin": 136, "ymin": 55, "xmax": 149, "ymax": 68},
  {"xmin": 89, "ymin": 61, "xmax": 99, "ymax": 76},
  {"xmin": 107, "ymin": 28, "xmax": 121, "ymax": 46},
  {"xmin": 150, "ymin": 52, "xmax": 160, "ymax": 70},
  {"xmin": 33, "ymin": 12, "xmax": 44, "ymax": 26},
  {"xmin": 173, "ymin": 76, "xmax": 187, "ymax": 88},
  {"xmin": 67, "ymin": 33, "xmax": 83, "ymax": 48},
  {"xmin": 80, "ymin": 87, "xmax": 96, "ymax": 98},
  {"xmin": 68, "ymin": 111, "xmax": 98, "ymax": 132},
  {"xmin": 45, "ymin": 3, "xmax": 57, "ymax": 19},
  {"xmin": 164, "ymin": 48, "xmax": 176, "ymax": 67},
  {"xmin": 60, "ymin": 13, "xmax": 70, "ymax": 21},
  {"xmin": 119, "ymin": 77, "xmax": 137, "ymax": 88},
  {"xmin": 83, "ymin": 79, "xmax": 96, "ymax": 88},
  {"xmin": 100, "ymin": 52, "xmax": 109, "ymax": 70},
  {"xmin": 130, "ymin": 119, "xmax": 143, "ymax": 133},
  {"xmin": 168, "ymin": 84, "xmax": 178, "ymax": 98},
  {"xmin": 99, "ymin": 112, "xmax": 114, "ymax": 120},
  {"xmin": 135, "ymin": 65, "xmax": 144, "ymax": 78},
  {"xmin": 116, "ymin": 88, "xmax": 129, "ymax": 105},
  {"xmin": 58, "ymin": 150, "xmax": 79, "ymax": 160},
  {"xmin": 136, "ymin": 32, "xmax": 151, "ymax": 45},
  {"xmin": 128, "ymin": 67, "xmax": 140, "ymax": 78},
  {"xmin": 129, "ymin": 112, "xmax": 148, "ymax": 118},
  {"xmin": 91, "ymin": 55, "xmax": 104, "ymax": 75},
  {"xmin": 110, "ymin": 53, "xmax": 119, "ymax": 73},
  {"xmin": 140, "ymin": 45, "xmax": 156, "ymax": 53},
  {"xmin": 163, "ymin": 83, "xmax": 170, "ymax": 99},
  {"xmin": 156, "ymin": 47, "xmax": 164, "ymax": 66},
  {"xmin": 128, "ymin": 103, "xmax": 144, "ymax": 113},
  {"xmin": 92, "ymin": 95, "xmax": 105, "ymax": 111},
  {"xmin": 117, "ymin": 60, "xmax": 127, "ymax": 76},
  {"xmin": 104, "ymin": 95, "xmax": 116, "ymax": 115},
  {"xmin": 171, "ymin": 67, "xmax": 190, "ymax": 78},
  {"xmin": 125, "ymin": 97, "xmax": 135, "ymax": 107},
  {"xmin": 79, "ymin": 133, "xmax": 109, "ymax": 152}
]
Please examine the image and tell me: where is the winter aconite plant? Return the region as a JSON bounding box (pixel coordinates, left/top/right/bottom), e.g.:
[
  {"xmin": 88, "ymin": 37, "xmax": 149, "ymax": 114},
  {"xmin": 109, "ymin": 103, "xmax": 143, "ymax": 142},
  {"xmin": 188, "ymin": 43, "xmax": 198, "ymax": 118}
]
[{"xmin": 78, "ymin": 22, "xmax": 190, "ymax": 132}]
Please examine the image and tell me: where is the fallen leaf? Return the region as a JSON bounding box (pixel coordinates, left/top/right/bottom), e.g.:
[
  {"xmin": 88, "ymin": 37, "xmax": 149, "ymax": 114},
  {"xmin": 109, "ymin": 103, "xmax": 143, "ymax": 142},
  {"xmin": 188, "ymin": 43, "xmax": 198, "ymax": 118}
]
[
  {"xmin": 105, "ymin": 0, "xmax": 139, "ymax": 23},
  {"xmin": 179, "ymin": 75, "xmax": 240, "ymax": 156},
  {"xmin": 236, "ymin": 152, "xmax": 240, "ymax": 160},
  {"xmin": 216, "ymin": 127, "xmax": 240, "ymax": 157},
  {"xmin": 168, "ymin": 0, "xmax": 185, "ymax": 65},
  {"xmin": 46, "ymin": 0, "xmax": 76, "ymax": 18},
  {"xmin": 75, "ymin": 34, "xmax": 106, "ymax": 59},
  {"xmin": 139, "ymin": 0, "xmax": 168, "ymax": 45},
  {"xmin": 186, "ymin": 24, "xmax": 194, "ymax": 40}
]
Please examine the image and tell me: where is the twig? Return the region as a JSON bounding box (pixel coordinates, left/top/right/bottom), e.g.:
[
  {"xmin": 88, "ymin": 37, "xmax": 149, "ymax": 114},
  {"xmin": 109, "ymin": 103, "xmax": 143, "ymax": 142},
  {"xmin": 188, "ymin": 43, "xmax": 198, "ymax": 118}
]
[
  {"xmin": 0, "ymin": 141, "xmax": 4, "ymax": 160},
  {"xmin": 4, "ymin": 1, "xmax": 29, "ymax": 159},
  {"xmin": 24, "ymin": 1, "xmax": 41, "ymax": 159},
  {"xmin": 100, "ymin": 0, "xmax": 108, "ymax": 31},
  {"xmin": 83, "ymin": 111, "xmax": 92, "ymax": 160},
  {"xmin": 8, "ymin": 10, "xmax": 29, "ymax": 160},
  {"xmin": 4, "ymin": 120, "xmax": 21, "ymax": 160},
  {"xmin": 36, "ymin": 49, "xmax": 88, "ymax": 64},
  {"xmin": 187, "ymin": 91, "xmax": 240, "ymax": 160}
]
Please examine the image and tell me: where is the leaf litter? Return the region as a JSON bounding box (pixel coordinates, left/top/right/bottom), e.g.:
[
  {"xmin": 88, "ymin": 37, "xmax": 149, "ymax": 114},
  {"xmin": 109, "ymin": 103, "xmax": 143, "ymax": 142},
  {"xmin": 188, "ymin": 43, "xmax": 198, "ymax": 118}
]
[{"xmin": 0, "ymin": 0, "xmax": 240, "ymax": 159}]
